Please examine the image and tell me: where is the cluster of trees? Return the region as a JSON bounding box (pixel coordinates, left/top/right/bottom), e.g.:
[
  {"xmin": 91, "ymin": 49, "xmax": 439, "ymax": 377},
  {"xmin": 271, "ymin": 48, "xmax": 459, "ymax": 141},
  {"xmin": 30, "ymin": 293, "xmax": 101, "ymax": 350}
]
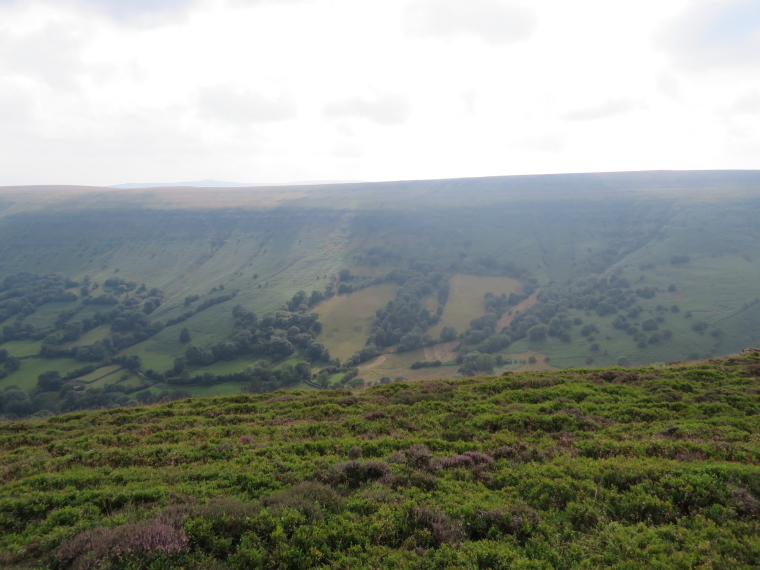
[
  {"xmin": 0, "ymin": 375, "xmax": 138, "ymax": 418},
  {"xmin": 353, "ymin": 246, "xmax": 402, "ymax": 266},
  {"xmin": 0, "ymin": 349, "xmax": 19, "ymax": 380},
  {"xmin": 0, "ymin": 273, "xmax": 81, "ymax": 342},
  {"xmin": 355, "ymin": 270, "xmax": 447, "ymax": 363},
  {"xmin": 0, "ymin": 272, "xmax": 168, "ymax": 355},
  {"xmin": 0, "ymin": 273, "xmax": 79, "ymax": 324},
  {"xmin": 162, "ymin": 360, "xmax": 313, "ymax": 392},
  {"xmin": 154, "ymin": 292, "xmax": 331, "ymax": 382},
  {"xmin": 167, "ymin": 293, "xmax": 237, "ymax": 327},
  {"xmin": 410, "ymin": 360, "xmax": 441, "ymax": 369},
  {"xmin": 452, "ymin": 271, "xmax": 672, "ymax": 361}
]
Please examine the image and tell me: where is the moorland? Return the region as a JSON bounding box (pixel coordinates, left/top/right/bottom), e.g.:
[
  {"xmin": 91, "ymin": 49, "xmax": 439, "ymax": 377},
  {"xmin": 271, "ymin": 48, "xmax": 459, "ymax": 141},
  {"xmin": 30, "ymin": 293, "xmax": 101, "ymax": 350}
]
[{"xmin": 0, "ymin": 353, "xmax": 759, "ymax": 568}]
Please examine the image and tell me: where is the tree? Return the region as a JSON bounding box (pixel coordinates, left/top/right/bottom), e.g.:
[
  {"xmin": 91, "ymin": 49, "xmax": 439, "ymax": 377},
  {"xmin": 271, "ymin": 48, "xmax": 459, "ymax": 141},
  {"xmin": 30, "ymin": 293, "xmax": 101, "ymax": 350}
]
[
  {"xmin": 348, "ymin": 377, "xmax": 365, "ymax": 389},
  {"xmin": 3, "ymin": 357, "xmax": 20, "ymax": 373},
  {"xmin": 458, "ymin": 352, "xmax": 496, "ymax": 376},
  {"xmin": 268, "ymin": 337, "xmax": 295, "ymax": 360},
  {"xmin": 641, "ymin": 319, "xmax": 659, "ymax": 332},
  {"xmin": 37, "ymin": 371, "xmax": 62, "ymax": 392},
  {"xmin": 295, "ymin": 361, "xmax": 312, "ymax": 380},
  {"xmin": 339, "ymin": 269, "xmax": 352, "ymax": 282},
  {"xmin": 440, "ymin": 326, "xmax": 458, "ymax": 342},
  {"xmin": 179, "ymin": 328, "xmax": 191, "ymax": 343},
  {"xmin": 528, "ymin": 325, "xmax": 547, "ymax": 342}
]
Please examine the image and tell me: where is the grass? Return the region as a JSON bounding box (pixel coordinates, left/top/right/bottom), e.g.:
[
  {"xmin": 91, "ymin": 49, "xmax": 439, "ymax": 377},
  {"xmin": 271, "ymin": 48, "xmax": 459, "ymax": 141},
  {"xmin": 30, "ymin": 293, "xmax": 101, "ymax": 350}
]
[
  {"xmin": 1, "ymin": 353, "xmax": 759, "ymax": 568},
  {"xmin": 358, "ymin": 350, "xmax": 460, "ymax": 383},
  {"xmin": 58, "ymin": 325, "xmax": 112, "ymax": 350},
  {"xmin": 429, "ymin": 275, "xmax": 521, "ymax": 338},
  {"xmin": 75, "ymin": 365, "xmax": 122, "ymax": 386},
  {"xmin": 196, "ymin": 356, "xmax": 266, "ymax": 376},
  {"xmin": 152, "ymin": 381, "xmax": 244, "ymax": 398},
  {"xmin": 119, "ymin": 342, "xmax": 176, "ymax": 373},
  {"xmin": 20, "ymin": 302, "xmax": 74, "ymax": 329},
  {"xmin": 0, "ymin": 358, "xmax": 83, "ymax": 391},
  {"xmin": 315, "ymin": 283, "xmax": 398, "ymax": 360},
  {"xmin": 0, "ymin": 340, "xmax": 41, "ymax": 358}
]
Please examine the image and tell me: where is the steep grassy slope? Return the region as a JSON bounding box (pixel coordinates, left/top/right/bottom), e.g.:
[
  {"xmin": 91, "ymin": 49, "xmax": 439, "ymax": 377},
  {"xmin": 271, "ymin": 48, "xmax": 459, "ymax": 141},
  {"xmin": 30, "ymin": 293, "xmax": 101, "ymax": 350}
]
[
  {"xmin": 1, "ymin": 354, "xmax": 759, "ymax": 568},
  {"xmin": 1, "ymin": 171, "xmax": 760, "ymax": 413}
]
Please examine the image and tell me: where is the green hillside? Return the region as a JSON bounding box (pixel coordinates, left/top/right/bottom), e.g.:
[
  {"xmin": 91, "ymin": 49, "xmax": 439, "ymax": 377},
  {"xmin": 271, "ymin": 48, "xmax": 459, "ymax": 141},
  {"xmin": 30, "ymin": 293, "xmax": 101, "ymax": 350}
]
[
  {"xmin": 1, "ymin": 354, "xmax": 759, "ymax": 568},
  {"xmin": 1, "ymin": 171, "xmax": 760, "ymax": 416}
]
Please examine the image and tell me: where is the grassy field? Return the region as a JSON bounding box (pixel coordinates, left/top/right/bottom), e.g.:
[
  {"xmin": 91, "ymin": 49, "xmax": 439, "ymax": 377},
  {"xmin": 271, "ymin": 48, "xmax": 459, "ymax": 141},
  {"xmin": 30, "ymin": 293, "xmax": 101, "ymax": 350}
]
[
  {"xmin": 358, "ymin": 350, "xmax": 460, "ymax": 383},
  {"xmin": 58, "ymin": 324, "xmax": 112, "ymax": 350},
  {"xmin": 315, "ymin": 283, "xmax": 398, "ymax": 360},
  {"xmin": 120, "ymin": 342, "xmax": 176, "ymax": 373},
  {"xmin": 1, "ymin": 353, "xmax": 759, "ymax": 568},
  {"xmin": 74, "ymin": 364, "xmax": 122, "ymax": 385},
  {"xmin": 429, "ymin": 275, "xmax": 522, "ymax": 337},
  {"xmin": 0, "ymin": 357, "xmax": 83, "ymax": 391},
  {"xmin": 0, "ymin": 339, "xmax": 41, "ymax": 358},
  {"xmin": 151, "ymin": 381, "xmax": 245, "ymax": 398}
]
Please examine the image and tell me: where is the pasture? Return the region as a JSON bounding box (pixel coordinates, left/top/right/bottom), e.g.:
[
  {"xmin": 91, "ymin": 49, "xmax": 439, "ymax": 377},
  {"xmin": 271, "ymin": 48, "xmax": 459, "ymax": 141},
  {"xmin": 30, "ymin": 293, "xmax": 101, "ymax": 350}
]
[
  {"xmin": 315, "ymin": 283, "xmax": 398, "ymax": 360},
  {"xmin": 429, "ymin": 274, "xmax": 522, "ymax": 337}
]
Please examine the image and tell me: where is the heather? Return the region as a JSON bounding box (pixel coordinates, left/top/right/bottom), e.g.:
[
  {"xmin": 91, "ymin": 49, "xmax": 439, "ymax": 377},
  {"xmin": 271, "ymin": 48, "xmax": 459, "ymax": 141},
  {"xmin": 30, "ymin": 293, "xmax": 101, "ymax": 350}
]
[{"xmin": 1, "ymin": 353, "xmax": 759, "ymax": 569}]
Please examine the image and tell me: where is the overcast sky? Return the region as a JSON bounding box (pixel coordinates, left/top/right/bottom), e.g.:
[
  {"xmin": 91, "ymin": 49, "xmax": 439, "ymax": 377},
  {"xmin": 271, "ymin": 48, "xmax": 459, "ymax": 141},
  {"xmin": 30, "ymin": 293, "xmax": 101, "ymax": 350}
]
[{"xmin": 0, "ymin": 0, "xmax": 759, "ymax": 186}]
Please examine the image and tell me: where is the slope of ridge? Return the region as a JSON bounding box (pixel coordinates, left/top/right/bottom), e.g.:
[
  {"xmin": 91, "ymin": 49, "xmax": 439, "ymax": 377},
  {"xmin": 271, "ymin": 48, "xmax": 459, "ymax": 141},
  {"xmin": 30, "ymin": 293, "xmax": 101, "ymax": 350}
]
[
  {"xmin": 1, "ymin": 353, "xmax": 759, "ymax": 568},
  {"xmin": 1, "ymin": 169, "xmax": 760, "ymax": 417}
]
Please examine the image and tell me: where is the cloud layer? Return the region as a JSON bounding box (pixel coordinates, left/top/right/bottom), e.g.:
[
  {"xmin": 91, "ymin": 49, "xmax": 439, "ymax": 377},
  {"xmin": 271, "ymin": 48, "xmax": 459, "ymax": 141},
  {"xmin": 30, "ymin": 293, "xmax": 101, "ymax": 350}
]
[
  {"xmin": 0, "ymin": 0, "xmax": 758, "ymax": 185},
  {"xmin": 324, "ymin": 93, "xmax": 411, "ymax": 126},
  {"xmin": 199, "ymin": 86, "xmax": 296, "ymax": 124},
  {"xmin": 405, "ymin": 0, "xmax": 536, "ymax": 45},
  {"xmin": 662, "ymin": 0, "xmax": 760, "ymax": 69}
]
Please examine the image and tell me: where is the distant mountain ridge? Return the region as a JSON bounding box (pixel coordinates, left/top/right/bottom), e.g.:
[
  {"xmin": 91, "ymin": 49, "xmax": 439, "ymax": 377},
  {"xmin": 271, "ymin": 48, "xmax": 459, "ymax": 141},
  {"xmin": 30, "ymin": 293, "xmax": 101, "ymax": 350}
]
[{"xmin": 111, "ymin": 179, "xmax": 362, "ymax": 189}]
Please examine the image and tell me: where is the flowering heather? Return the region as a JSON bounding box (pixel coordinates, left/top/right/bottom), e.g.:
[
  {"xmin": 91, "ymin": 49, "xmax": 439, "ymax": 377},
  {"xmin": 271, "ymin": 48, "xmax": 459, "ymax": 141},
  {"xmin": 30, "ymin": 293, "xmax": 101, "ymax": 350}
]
[
  {"xmin": 432, "ymin": 451, "xmax": 492, "ymax": 470},
  {"xmin": 56, "ymin": 511, "xmax": 188, "ymax": 569}
]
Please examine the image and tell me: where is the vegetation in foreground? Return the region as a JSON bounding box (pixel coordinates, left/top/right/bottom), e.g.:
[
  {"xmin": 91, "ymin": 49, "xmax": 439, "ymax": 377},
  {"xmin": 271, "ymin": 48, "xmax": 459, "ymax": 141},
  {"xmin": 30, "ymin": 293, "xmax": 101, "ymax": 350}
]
[{"xmin": 1, "ymin": 352, "xmax": 759, "ymax": 568}]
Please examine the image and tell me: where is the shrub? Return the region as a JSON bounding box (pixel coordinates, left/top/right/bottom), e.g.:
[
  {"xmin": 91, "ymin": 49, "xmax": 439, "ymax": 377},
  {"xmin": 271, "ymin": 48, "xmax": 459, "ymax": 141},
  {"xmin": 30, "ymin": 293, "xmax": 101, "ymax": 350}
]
[
  {"xmin": 56, "ymin": 507, "xmax": 189, "ymax": 570},
  {"xmin": 468, "ymin": 504, "xmax": 539, "ymax": 540},
  {"xmin": 364, "ymin": 411, "xmax": 389, "ymax": 421},
  {"xmin": 433, "ymin": 451, "xmax": 493, "ymax": 470},
  {"xmin": 402, "ymin": 507, "xmax": 464, "ymax": 548},
  {"xmin": 327, "ymin": 460, "xmax": 391, "ymax": 487}
]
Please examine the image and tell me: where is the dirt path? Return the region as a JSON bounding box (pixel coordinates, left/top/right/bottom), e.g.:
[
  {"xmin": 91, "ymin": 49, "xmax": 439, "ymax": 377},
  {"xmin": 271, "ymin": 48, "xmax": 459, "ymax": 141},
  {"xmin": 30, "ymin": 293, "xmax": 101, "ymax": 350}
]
[
  {"xmin": 362, "ymin": 355, "xmax": 387, "ymax": 369},
  {"xmin": 424, "ymin": 341, "xmax": 458, "ymax": 362},
  {"xmin": 496, "ymin": 289, "xmax": 541, "ymax": 330}
]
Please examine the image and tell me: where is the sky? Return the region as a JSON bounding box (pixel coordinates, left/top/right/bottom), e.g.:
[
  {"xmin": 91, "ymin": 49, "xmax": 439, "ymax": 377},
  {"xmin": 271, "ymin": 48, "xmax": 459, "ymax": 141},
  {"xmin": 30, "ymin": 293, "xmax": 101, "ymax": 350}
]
[{"xmin": 0, "ymin": 0, "xmax": 759, "ymax": 186}]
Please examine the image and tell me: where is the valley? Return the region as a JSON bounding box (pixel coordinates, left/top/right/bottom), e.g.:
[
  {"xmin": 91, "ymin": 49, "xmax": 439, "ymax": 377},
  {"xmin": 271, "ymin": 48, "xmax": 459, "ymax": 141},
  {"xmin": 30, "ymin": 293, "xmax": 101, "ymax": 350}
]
[{"xmin": 0, "ymin": 170, "xmax": 759, "ymax": 417}]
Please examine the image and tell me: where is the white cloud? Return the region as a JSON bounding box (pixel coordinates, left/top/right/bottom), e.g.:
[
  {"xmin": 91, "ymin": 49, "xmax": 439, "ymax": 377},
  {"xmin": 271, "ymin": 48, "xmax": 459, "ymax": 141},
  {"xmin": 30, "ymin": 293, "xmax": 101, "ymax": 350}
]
[
  {"xmin": 0, "ymin": 0, "xmax": 758, "ymax": 186},
  {"xmin": 563, "ymin": 99, "xmax": 637, "ymax": 122},
  {"xmin": 324, "ymin": 92, "xmax": 410, "ymax": 126},
  {"xmin": 0, "ymin": 79, "xmax": 33, "ymax": 126},
  {"xmin": 0, "ymin": 22, "xmax": 87, "ymax": 89},
  {"xmin": 0, "ymin": 0, "xmax": 198, "ymax": 15},
  {"xmin": 198, "ymin": 85, "xmax": 296, "ymax": 124},
  {"xmin": 516, "ymin": 133, "xmax": 565, "ymax": 154},
  {"xmin": 728, "ymin": 91, "xmax": 760, "ymax": 115},
  {"xmin": 661, "ymin": 0, "xmax": 760, "ymax": 69},
  {"xmin": 405, "ymin": 0, "xmax": 536, "ymax": 45}
]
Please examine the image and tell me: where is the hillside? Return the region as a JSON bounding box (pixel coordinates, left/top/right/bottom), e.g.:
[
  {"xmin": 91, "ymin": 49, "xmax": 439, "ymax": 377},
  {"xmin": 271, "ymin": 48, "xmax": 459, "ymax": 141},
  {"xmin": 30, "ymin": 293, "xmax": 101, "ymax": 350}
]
[
  {"xmin": 1, "ymin": 354, "xmax": 759, "ymax": 568},
  {"xmin": 1, "ymin": 170, "xmax": 760, "ymax": 416}
]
